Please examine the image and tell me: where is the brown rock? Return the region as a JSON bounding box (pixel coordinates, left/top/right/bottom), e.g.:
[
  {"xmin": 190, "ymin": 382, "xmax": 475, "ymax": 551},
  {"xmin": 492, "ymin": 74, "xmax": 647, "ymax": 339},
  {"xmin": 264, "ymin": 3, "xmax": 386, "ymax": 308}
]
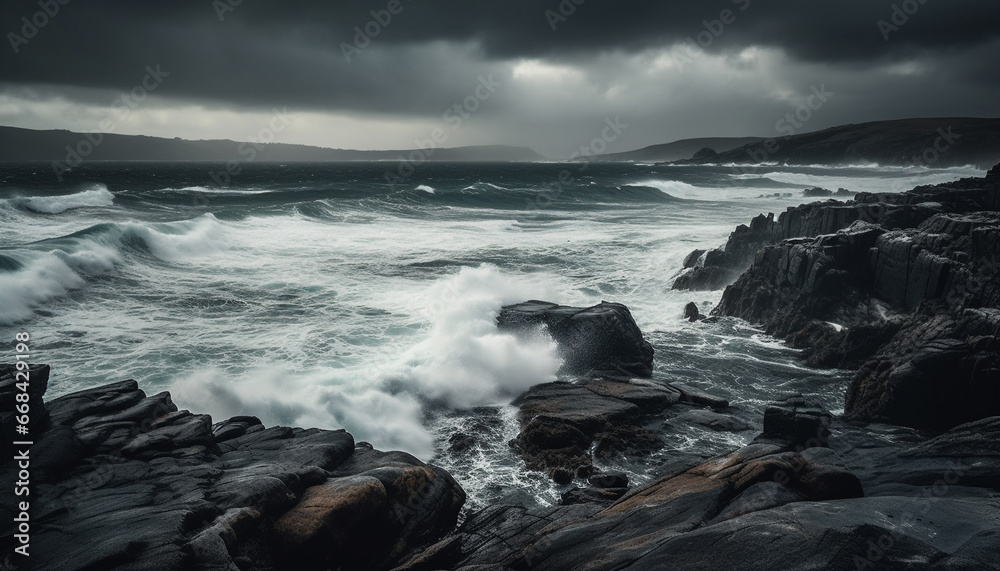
[{"xmin": 274, "ymin": 475, "xmax": 389, "ymax": 570}]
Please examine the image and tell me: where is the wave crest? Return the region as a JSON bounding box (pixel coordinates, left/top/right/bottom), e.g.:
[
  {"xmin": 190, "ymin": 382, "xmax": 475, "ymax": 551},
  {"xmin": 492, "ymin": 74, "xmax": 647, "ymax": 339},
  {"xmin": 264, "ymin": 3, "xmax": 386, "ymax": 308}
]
[{"xmin": 10, "ymin": 185, "xmax": 115, "ymax": 214}]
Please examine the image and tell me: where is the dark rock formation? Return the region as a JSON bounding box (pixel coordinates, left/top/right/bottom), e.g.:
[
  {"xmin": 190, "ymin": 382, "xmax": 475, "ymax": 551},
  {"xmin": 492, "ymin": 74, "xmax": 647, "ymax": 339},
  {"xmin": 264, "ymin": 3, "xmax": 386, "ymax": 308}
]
[
  {"xmin": 588, "ymin": 471, "xmax": 629, "ymax": 489},
  {"xmin": 682, "ymin": 301, "xmax": 701, "ymax": 322},
  {"xmin": 756, "ymin": 396, "xmax": 832, "ymax": 448},
  {"xmin": 399, "ymin": 406, "xmax": 1000, "ymax": 571},
  {"xmin": 511, "ymin": 377, "xmax": 681, "ymax": 477},
  {"xmin": 682, "ymin": 249, "xmax": 705, "ymax": 268},
  {"xmin": 673, "ymin": 213, "xmax": 778, "ymax": 291},
  {"xmin": 0, "ymin": 371, "xmax": 465, "ymax": 571},
  {"xmin": 803, "ymin": 186, "xmax": 833, "ymax": 197},
  {"xmin": 497, "ymin": 301, "xmax": 654, "ymax": 377},
  {"xmin": 803, "ymin": 187, "xmax": 855, "ymax": 198},
  {"xmin": 671, "ymin": 180, "xmax": 961, "ymax": 293},
  {"xmin": 673, "ymin": 409, "xmax": 751, "ymax": 432},
  {"xmin": 706, "ymin": 166, "xmax": 1000, "ymax": 430}
]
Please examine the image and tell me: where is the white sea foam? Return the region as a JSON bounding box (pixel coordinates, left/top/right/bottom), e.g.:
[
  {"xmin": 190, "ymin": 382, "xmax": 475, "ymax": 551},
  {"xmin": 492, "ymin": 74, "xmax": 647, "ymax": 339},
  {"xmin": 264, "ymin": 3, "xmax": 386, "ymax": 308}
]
[
  {"xmin": 416, "ymin": 185, "xmax": 436, "ymax": 194},
  {"xmin": 126, "ymin": 214, "xmax": 227, "ymax": 262},
  {"xmin": 167, "ymin": 186, "xmax": 273, "ymax": 195},
  {"xmin": 636, "ymin": 179, "xmax": 737, "ymax": 200},
  {"xmin": 0, "ymin": 214, "xmax": 226, "ymax": 325},
  {"xmin": 170, "ymin": 366, "xmax": 435, "ymax": 456},
  {"xmin": 169, "ymin": 264, "xmax": 561, "ymax": 458},
  {"xmin": 462, "ymin": 182, "xmax": 507, "ymax": 191},
  {"xmin": 0, "ymin": 244, "xmax": 119, "ymax": 325},
  {"xmin": 391, "ymin": 264, "xmax": 562, "ymax": 408},
  {"xmin": 729, "ymin": 167, "xmax": 984, "ymax": 195},
  {"xmin": 13, "ymin": 185, "xmax": 115, "ymax": 214}
]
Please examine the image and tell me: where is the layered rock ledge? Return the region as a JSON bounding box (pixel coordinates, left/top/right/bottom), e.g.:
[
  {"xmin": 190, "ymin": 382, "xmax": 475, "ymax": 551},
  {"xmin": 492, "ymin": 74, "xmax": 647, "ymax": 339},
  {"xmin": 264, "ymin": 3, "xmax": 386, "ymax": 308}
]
[
  {"xmin": 684, "ymin": 164, "xmax": 1000, "ymax": 431},
  {"xmin": 0, "ymin": 366, "xmax": 465, "ymax": 571}
]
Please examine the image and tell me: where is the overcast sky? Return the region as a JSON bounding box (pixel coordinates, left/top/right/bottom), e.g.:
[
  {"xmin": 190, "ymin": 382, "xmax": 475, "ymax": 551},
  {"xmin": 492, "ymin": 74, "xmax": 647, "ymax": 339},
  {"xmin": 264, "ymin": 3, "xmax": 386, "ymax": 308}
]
[{"xmin": 1, "ymin": 1, "xmax": 998, "ymax": 157}]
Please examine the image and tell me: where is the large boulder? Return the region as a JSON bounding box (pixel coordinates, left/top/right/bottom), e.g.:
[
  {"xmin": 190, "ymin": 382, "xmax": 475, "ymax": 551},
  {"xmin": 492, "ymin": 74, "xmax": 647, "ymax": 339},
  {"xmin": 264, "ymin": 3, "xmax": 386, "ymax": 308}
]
[{"xmin": 497, "ymin": 301, "xmax": 654, "ymax": 377}]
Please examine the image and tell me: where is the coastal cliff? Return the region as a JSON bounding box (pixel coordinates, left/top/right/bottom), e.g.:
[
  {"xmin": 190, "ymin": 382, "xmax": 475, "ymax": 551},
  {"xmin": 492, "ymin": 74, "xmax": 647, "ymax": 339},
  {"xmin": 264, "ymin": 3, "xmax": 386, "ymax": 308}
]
[{"xmin": 708, "ymin": 164, "xmax": 1000, "ymax": 429}]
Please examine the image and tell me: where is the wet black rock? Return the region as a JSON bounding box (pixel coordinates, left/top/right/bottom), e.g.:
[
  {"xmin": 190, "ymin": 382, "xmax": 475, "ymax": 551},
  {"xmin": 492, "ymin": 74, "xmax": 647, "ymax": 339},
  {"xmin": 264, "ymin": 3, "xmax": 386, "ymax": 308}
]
[
  {"xmin": 401, "ymin": 432, "xmax": 876, "ymax": 570},
  {"xmin": 673, "ymin": 213, "xmax": 778, "ymax": 291},
  {"xmin": 757, "ymin": 396, "xmax": 832, "ymax": 449},
  {"xmin": 709, "ymin": 168, "xmax": 1000, "ymax": 430},
  {"xmin": 588, "ymin": 471, "xmax": 629, "ymax": 489},
  {"xmin": 511, "ymin": 378, "xmax": 681, "ymax": 478},
  {"xmin": 683, "ymin": 301, "xmax": 701, "ymax": 322},
  {"xmin": 681, "ymin": 249, "xmax": 706, "ymax": 269},
  {"xmin": 561, "ymin": 486, "xmax": 629, "ymax": 505},
  {"xmin": 674, "ymin": 409, "xmax": 752, "ymax": 432},
  {"xmin": 803, "ymin": 186, "xmax": 833, "ymax": 197},
  {"xmin": 0, "ymin": 372, "xmax": 465, "ymax": 571},
  {"xmin": 497, "ymin": 300, "xmax": 655, "ymax": 377}
]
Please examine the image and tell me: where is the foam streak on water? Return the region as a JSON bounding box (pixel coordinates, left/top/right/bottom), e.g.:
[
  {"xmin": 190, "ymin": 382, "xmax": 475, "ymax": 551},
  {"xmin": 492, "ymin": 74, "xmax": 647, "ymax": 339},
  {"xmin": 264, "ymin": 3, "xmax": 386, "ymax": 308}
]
[{"xmin": 0, "ymin": 161, "xmax": 979, "ymax": 506}]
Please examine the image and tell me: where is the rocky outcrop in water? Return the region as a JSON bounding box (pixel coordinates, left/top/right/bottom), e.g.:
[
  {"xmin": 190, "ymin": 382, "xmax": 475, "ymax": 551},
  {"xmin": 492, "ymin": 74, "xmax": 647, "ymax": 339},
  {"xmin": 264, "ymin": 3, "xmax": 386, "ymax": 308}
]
[
  {"xmin": 708, "ymin": 165, "xmax": 1000, "ymax": 430},
  {"xmin": 512, "ymin": 376, "xmax": 677, "ymax": 482},
  {"xmin": 671, "ymin": 191, "xmax": 952, "ymax": 292},
  {"xmin": 497, "ymin": 301, "xmax": 655, "ymax": 377},
  {"xmin": 0, "ymin": 366, "xmax": 465, "ymax": 571},
  {"xmin": 500, "ymin": 306, "xmax": 729, "ymax": 485}
]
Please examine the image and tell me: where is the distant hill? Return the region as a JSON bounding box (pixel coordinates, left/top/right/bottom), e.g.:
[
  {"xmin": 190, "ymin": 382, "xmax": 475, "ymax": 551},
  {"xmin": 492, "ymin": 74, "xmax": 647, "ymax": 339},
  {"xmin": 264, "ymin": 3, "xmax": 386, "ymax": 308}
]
[
  {"xmin": 0, "ymin": 126, "xmax": 546, "ymax": 163},
  {"xmin": 595, "ymin": 137, "xmax": 765, "ymax": 162},
  {"xmin": 681, "ymin": 118, "xmax": 1000, "ymax": 169}
]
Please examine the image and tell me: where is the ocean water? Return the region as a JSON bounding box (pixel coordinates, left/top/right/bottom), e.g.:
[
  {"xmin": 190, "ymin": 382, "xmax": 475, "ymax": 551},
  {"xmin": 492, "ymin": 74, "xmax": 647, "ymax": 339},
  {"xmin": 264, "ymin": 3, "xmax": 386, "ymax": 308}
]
[{"xmin": 0, "ymin": 161, "xmax": 984, "ymax": 509}]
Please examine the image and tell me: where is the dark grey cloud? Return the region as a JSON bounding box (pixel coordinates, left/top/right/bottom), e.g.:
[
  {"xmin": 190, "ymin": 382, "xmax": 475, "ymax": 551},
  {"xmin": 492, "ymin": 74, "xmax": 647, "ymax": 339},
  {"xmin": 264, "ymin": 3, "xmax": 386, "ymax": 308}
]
[
  {"xmin": 0, "ymin": 0, "xmax": 998, "ymax": 155},
  {"xmin": 2, "ymin": 0, "xmax": 999, "ymax": 110}
]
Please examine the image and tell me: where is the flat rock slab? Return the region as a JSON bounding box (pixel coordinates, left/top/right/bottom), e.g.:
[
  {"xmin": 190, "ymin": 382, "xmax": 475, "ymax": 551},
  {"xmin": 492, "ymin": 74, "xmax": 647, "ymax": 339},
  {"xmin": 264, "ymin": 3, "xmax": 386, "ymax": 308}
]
[{"xmin": 514, "ymin": 382, "xmax": 640, "ymax": 434}]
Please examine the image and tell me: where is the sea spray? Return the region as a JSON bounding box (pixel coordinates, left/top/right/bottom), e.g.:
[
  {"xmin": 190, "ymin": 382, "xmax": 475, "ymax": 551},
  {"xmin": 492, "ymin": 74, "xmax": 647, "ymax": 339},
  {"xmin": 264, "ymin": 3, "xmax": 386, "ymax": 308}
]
[{"xmin": 170, "ymin": 264, "xmax": 563, "ymax": 458}]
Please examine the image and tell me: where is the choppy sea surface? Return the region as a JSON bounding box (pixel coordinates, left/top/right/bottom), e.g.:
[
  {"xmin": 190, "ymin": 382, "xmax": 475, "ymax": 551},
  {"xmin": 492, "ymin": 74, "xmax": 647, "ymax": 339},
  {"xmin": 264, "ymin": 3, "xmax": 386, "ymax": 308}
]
[{"xmin": 0, "ymin": 161, "xmax": 983, "ymax": 509}]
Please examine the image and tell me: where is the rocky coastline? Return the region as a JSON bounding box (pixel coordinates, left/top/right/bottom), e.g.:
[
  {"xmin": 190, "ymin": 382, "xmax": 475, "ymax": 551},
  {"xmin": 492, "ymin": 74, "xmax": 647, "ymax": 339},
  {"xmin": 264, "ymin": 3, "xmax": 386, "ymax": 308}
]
[{"xmin": 3, "ymin": 165, "xmax": 999, "ymax": 570}]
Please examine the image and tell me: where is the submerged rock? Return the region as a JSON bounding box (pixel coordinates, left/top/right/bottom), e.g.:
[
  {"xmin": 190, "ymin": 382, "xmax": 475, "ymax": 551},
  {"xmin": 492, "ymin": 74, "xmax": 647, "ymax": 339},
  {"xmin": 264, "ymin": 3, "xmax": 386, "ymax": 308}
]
[{"xmin": 497, "ymin": 300, "xmax": 655, "ymax": 377}]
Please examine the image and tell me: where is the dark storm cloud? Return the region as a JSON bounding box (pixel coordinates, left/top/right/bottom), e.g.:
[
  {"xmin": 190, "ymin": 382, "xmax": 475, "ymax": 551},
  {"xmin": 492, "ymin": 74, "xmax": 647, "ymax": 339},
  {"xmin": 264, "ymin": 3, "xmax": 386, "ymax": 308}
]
[{"xmin": 1, "ymin": 0, "xmax": 999, "ymax": 114}]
